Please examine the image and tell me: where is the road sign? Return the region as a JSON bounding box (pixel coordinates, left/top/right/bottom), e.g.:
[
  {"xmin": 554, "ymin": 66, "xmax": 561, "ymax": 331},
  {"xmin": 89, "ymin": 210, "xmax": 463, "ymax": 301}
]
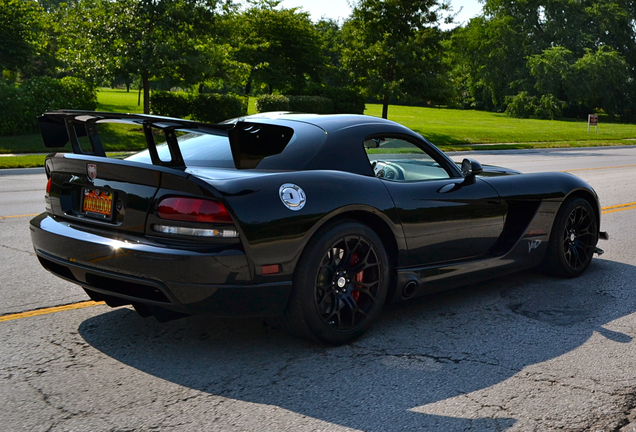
[{"xmin": 588, "ymin": 114, "xmax": 598, "ymax": 133}]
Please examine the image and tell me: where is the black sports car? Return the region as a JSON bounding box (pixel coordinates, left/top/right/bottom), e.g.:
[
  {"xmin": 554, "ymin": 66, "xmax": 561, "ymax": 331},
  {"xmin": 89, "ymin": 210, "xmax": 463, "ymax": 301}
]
[{"xmin": 30, "ymin": 110, "xmax": 607, "ymax": 344}]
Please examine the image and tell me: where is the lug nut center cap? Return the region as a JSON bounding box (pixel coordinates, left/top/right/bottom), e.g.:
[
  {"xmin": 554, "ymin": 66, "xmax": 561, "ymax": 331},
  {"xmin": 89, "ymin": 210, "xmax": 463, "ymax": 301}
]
[
  {"xmin": 570, "ymin": 233, "xmax": 576, "ymax": 242},
  {"xmin": 337, "ymin": 277, "xmax": 347, "ymax": 288}
]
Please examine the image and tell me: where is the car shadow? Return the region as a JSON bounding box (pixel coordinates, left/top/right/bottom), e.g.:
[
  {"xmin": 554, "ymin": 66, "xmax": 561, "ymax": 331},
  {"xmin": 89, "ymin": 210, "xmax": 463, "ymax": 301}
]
[{"xmin": 78, "ymin": 258, "xmax": 634, "ymax": 431}]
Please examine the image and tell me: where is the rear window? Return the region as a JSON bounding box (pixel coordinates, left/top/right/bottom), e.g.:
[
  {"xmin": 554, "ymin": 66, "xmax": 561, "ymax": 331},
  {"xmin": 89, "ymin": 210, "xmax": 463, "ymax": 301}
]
[
  {"xmin": 126, "ymin": 133, "xmax": 235, "ymax": 168},
  {"xmin": 126, "ymin": 121, "xmax": 326, "ymax": 171}
]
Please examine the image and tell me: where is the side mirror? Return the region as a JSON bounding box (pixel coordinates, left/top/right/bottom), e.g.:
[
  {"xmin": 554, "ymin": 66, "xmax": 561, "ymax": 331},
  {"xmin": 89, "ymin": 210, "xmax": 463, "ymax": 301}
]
[{"xmin": 461, "ymin": 158, "xmax": 483, "ymax": 177}]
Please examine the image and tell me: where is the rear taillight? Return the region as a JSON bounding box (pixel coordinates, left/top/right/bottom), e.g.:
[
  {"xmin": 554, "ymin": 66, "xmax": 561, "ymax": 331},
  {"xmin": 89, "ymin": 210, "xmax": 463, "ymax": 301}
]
[
  {"xmin": 157, "ymin": 197, "xmax": 232, "ymax": 223},
  {"xmin": 153, "ymin": 197, "xmax": 238, "ymax": 238}
]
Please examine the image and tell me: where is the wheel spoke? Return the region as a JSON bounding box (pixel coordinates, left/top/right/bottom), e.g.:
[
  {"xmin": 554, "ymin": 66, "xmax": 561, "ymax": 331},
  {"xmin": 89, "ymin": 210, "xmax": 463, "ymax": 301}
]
[
  {"xmin": 324, "ymin": 306, "xmax": 341, "ymax": 328},
  {"xmin": 318, "ymin": 293, "xmax": 337, "ymax": 314},
  {"xmin": 341, "ymin": 295, "xmax": 369, "ymax": 326},
  {"xmin": 342, "ymin": 236, "xmax": 363, "ymax": 266},
  {"xmin": 349, "ymin": 260, "xmax": 379, "ymax": 275},
  {"xmin": 353, "ymin": 286, "xmax": 378, "ymax": 304}
]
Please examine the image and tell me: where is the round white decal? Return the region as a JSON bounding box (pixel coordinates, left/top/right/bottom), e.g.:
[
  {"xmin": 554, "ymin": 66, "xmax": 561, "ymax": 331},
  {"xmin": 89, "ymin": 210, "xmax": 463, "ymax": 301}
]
[{"xmin": 279, "ymin": 183, "xmax": 306, "ymax": 211}]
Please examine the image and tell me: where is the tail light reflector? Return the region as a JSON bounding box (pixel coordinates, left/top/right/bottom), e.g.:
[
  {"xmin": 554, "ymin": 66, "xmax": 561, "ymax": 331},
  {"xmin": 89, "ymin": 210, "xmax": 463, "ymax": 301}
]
[
  {"xmin": 44, "ymin": 178, "xmax": 52, "ymax": 212},
  {"xmin": 157, "ymin": 197, "xmax": 232, "ymax": 223},
  {"xmin": 152, "ymin": 224, "xmax": 239, "ymax": 238}
]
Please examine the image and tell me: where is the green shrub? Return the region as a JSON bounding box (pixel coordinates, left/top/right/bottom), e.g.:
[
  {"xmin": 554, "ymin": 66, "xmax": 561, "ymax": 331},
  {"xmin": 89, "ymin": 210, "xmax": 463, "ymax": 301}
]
[
  {"xmin": 321, "ymin": 87, "xmax": 366, "ymax": 114},
  {"xmin": 150, "ymin": 91, "xmax": 192, "ymax": 119},
  {"xmin": 255, "ymin": 90, "xmax": 365, "ymax": 115},
  {"xmin": 288, "ymin": 95, "xmax": 333, "ymax": 114},
  {"xmin": 150, "ymin": 91, "xmax": 247, "ymax": 123},
  {"xmin": 0, "ymin": 76, "xmax": 97, "ymax": 136},
  {"xmin": 190, "ymin": 93, "xmax": 248, "ymax": 123},
  {"xmin": 505, "ymin": 91, "xmax": 535, "ymax": 119},
  {"xmin": 58, "ymin": 77, "xmax": 98, "ymax": 111},
  {"xmin": 505, "ymin": 91, "xmax": 566, "ymax": 120},
  {"xmin": 21, "ymin": 76, "xmax": 97, "ymax": 113},
  {"xmin": 534, "ymin": 94, "xmax": 566, "ymax": 120},
  {"xmin": 0, "ymin": 81, "xmax": 29, "ymax": 136},
  {"xmin": 255, "ymin": 94, "xmax": 290, "ymax": 112}
]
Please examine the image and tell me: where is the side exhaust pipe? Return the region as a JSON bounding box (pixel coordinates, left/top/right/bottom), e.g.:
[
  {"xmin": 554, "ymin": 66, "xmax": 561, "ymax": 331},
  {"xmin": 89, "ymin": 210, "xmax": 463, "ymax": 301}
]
[{"xmin": 402, "ymin": 281, "xmax": 418, "ymax": 299}]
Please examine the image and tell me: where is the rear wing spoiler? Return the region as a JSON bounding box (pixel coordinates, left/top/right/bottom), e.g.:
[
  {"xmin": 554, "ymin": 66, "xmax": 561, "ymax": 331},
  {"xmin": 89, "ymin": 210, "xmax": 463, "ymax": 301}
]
[{"xmin": 38, "ymin": 110, "xmax": 293, "ymax": 170}]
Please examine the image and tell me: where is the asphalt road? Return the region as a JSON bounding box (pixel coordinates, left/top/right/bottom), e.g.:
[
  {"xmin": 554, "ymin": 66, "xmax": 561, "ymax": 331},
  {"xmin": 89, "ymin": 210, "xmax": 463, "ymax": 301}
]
[{"xmin": 2, "ymin": 147, "xmax": 636, "ymax": 431}]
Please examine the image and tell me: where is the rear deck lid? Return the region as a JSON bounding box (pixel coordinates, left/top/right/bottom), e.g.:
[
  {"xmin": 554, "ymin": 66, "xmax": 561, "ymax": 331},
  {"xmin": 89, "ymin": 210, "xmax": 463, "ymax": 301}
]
[{"xmin": 45, "ymin": 154, "xmax": 173, "ymax": 234}]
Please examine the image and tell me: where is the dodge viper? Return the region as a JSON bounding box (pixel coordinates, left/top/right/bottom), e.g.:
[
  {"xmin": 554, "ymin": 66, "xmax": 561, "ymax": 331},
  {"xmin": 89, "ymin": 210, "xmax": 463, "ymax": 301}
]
[{"xmin": 30, "ymin": 111, "xmax": 607, "ymax": 344}]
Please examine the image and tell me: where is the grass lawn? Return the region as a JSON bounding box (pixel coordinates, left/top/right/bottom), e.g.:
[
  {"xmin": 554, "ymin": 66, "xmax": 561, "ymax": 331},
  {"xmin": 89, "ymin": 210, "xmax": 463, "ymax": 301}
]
[
  {"xmin": 0, "ymin": 88, "xmax": 148, "ymax": 156},
  {"xmin": 2, "ymin": 87, "xmax": 636, "ymax": 168},
  {"xmin": 96, "ymin": 87, "xmax": 144, "ymax": 114},
  {"xmin": 0, "ymin": 154, "xmax": 48, "ymax": 168},
  {"xmin": 364, "ymin": 104, "xmax": 636, "ymax": 149}
]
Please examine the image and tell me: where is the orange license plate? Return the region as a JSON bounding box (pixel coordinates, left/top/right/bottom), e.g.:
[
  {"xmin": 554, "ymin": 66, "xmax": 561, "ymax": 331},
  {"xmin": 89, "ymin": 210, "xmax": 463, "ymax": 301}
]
[{"xmin": 82, "ymin": 188, "xmax": 114, "ymax": 220}]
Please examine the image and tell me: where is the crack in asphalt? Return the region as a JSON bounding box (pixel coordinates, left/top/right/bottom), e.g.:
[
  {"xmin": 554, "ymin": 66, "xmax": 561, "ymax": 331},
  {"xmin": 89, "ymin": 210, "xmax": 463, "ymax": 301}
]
[
  {"xmin": 609, "ymin": 389, "xmax": 636, "ymax": 432},
  {"xmin": 520, "ymin": 372, "xmax": 612, "ymax": 394},
  {"xmin": 346, "ymin": 345, "xmax": 520, "ymax": 374},
  {"xmin": 25, "ymin": 378, "xmax": 70, "ymax": 431},
  {"xmin": 0, "ymin": 243, "xmax": 36, "ymax": 256},
  {"xmin": 162, "ymin": 393, "xmax": 203, "ymax": 408}
]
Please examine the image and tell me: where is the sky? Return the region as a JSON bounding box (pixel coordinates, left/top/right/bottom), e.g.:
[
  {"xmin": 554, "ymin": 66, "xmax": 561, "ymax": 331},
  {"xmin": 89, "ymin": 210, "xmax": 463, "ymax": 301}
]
[{"xmin": 278, "ymin": 0, "xmax": 483, "ymax": 27}]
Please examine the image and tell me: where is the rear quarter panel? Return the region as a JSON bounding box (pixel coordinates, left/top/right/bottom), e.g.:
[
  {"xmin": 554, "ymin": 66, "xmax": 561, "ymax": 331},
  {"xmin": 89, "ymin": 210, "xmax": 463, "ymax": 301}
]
[{"xmin": 200, "ymin": 170, "xmax": 404, "ymax": 283}]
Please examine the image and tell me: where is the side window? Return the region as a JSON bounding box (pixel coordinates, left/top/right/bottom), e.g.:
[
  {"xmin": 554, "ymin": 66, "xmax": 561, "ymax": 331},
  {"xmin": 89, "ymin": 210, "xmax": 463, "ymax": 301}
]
[{"xmin": 363, "ymin": 137, "xmax": 451, "ymax": 182}]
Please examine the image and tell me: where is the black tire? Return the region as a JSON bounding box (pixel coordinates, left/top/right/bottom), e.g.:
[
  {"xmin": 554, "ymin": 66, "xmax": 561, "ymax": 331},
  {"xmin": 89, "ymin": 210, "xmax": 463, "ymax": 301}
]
[
  {"xmin": 542, "ymin": 197, "xmax": 598, "ymax": 278},
  {"xmin": 279, "ymin": 220, "xmax": 390, "ymax": 345}
]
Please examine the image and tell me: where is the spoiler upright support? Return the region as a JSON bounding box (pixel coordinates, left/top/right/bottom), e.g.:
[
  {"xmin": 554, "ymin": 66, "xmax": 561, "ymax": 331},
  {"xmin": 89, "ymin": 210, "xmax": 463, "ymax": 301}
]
[{"xmin": 38, "ymin": 110, "xmax": 290, "ymax": 171}]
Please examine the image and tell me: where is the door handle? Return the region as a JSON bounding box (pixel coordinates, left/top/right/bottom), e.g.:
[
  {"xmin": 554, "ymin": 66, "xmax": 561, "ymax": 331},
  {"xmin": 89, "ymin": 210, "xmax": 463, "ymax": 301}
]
[{"xmin": 438, "ymin": 183, "xmax": 459, "ymax": 193}]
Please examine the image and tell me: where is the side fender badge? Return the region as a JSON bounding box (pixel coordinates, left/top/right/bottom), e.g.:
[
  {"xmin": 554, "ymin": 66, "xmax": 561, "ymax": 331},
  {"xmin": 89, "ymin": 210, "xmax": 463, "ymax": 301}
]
[
  {"xmin": 528, "ymin": 239, "xmax": 541, "ymax": 253},
  {"xmin": 279, "ymin": 183, "xmax": 306, "ymax": 211}
]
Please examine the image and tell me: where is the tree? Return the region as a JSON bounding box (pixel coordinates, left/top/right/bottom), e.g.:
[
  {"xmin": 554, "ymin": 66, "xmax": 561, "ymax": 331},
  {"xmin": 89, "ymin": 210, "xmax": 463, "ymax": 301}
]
[
  {"xmin": 570, "ymin": 46, "xmax": 632, "ymax": 116},
  {"xmin": 448, "ymin": 0, "xmax": 636, "ymax": 117},
  {"xmin": 0, "ymin": 0, "xmax": 51, "ymax": 76},
  {"xmin": 448, "ymin": 13, "xmax": 532, "ymax": 110},
  {"xmin": 314, "ymin": 18, "xmax": 347, "ymax": 89},
  {"xmin": 58, "ymin": 0, "xmax": 224, "ymax": 113},
  {"xmin": 527, "ymin": 46, "xmax": 575, "ymax": 101},
  {"xmin": 341, "ymin": 0, "xmax": 450, "ymax": 119},
  {"xmin": 230, "ymin": 0, "xmax": 325, "ymax": 95}
]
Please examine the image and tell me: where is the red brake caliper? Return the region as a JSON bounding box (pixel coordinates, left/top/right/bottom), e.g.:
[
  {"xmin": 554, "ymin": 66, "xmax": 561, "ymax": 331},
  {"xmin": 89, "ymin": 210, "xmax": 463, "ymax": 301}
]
[{"xmin": 351, "ymin": 253, "xmax": 363, "ymax": 302}]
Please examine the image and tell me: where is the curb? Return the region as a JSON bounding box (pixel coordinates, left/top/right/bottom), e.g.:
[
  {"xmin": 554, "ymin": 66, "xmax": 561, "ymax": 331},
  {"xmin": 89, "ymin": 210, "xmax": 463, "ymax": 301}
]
[{"xmin": 0, "ymin": 167, "xmax": 46, "ymax": 176}]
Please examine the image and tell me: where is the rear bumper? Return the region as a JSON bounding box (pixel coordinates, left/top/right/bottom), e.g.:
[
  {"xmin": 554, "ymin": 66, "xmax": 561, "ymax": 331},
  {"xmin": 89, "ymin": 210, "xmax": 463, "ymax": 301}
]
[{"xmin": 30, "ymin": 214, "xmax": 292, "ymax": 317}]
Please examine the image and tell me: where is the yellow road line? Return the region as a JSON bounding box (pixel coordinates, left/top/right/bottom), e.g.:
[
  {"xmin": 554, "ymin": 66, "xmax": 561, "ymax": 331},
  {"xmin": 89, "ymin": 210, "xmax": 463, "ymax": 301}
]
[
  {"xmin": 564, "ymin": 164, "xmax": 636, "ymax": 172},
  {"xmin": 602, "ymin": 202, "xmax": 636, "ymax": 211},
  {"xmin": 0, "ymin": 213, "xmax": 39, "ymax": 220},
  {"xmin": 603, "ymin": 204, "xmax": 636, "ymax": 214},
  {"xmin": 0, "ymin": 301, "xmax": 105, "ymax": 323}
]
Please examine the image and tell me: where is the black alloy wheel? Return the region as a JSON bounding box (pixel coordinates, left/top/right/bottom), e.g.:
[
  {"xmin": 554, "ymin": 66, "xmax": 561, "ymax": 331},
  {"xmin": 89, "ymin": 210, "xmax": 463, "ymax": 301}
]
[
  {"xmin": 562, "ymin": 203, "xmax": 596, "ymax": 271},
  {"xmin": 279, "ymin": 220, "xmax": 390, "ymax": 345},
  {"xmin": 543, "ymin": 197, "xmax": 598, "ymax": 278},
  {"xmin": 314, "ymin": 234, "xmax": 382, "ymax": 332}
]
